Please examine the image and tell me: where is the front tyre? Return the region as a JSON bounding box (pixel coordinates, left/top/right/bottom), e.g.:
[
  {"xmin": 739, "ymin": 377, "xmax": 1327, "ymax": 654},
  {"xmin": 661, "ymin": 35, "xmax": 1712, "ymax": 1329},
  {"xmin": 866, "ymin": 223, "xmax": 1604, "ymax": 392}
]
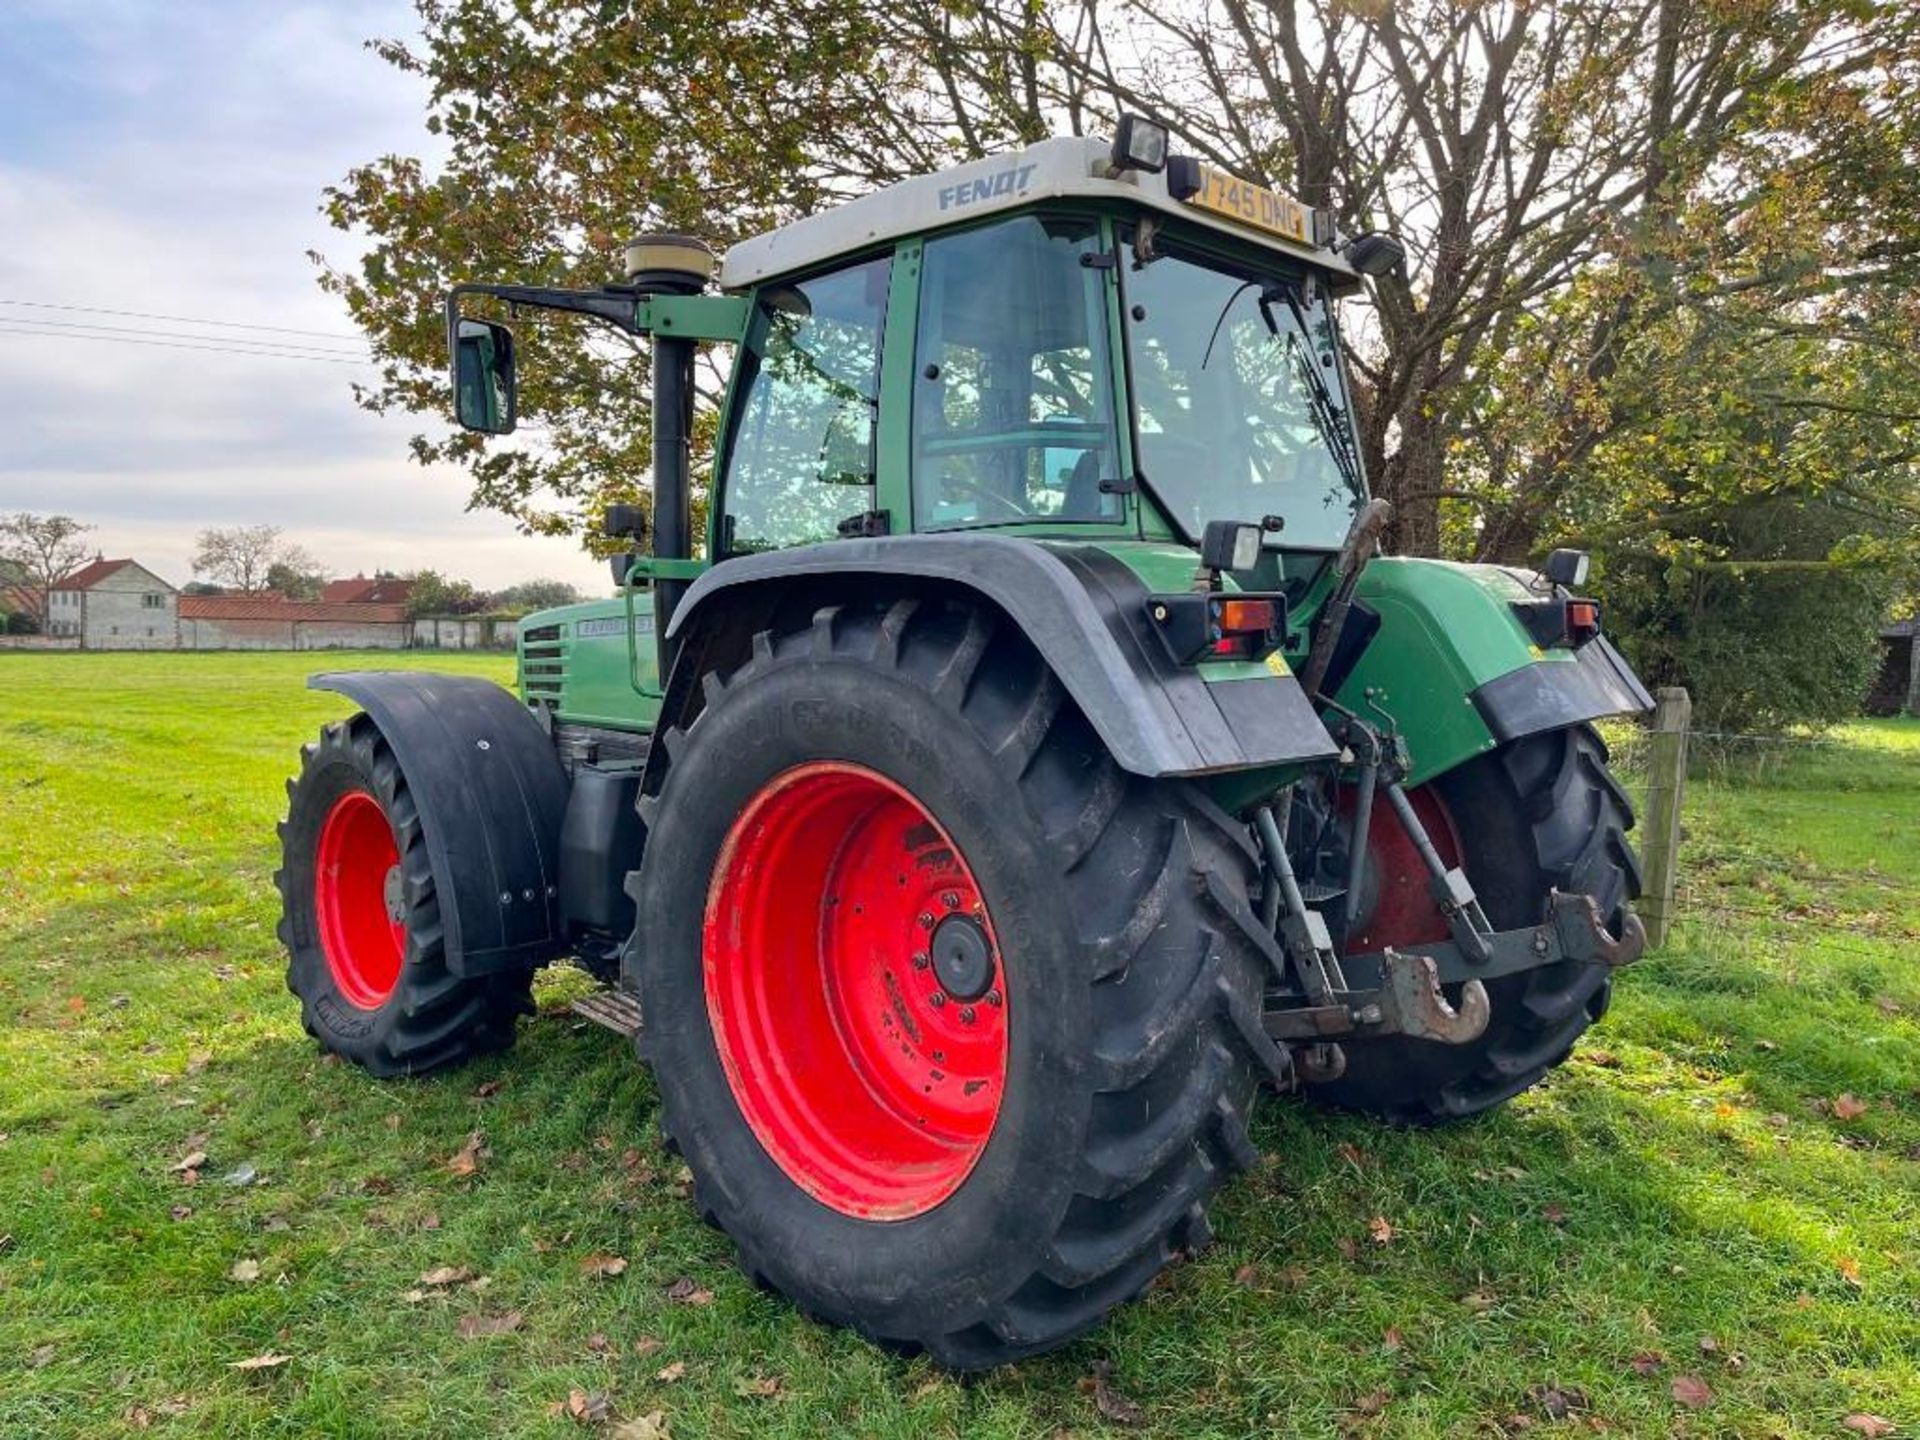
[
  {"xmin": 1311, "ymin": 723, "xmax": 1640, "ymax": 1123},
  {"xmin": 631, "ymin": 599, "xmax": 1286, "ymax": 1367},
  {"xmin": 276, "ymin": 715, "xmax": 533, "ymax": 1077}
]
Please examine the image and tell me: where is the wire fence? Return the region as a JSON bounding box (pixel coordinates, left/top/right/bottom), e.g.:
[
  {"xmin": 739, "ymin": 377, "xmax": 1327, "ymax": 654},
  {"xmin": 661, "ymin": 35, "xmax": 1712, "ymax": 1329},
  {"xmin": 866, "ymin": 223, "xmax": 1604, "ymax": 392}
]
[{"xmin": 1593, "ymin": 712, "xmax": 1920, "ymax": 959}]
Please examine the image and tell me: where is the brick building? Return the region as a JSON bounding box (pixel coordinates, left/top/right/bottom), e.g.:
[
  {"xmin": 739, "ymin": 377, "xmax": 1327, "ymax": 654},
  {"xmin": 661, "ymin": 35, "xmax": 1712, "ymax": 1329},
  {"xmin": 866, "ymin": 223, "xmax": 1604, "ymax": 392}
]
[{"xmin": 176, "ymin": 595, "xmax": 410, "ymax": 650}]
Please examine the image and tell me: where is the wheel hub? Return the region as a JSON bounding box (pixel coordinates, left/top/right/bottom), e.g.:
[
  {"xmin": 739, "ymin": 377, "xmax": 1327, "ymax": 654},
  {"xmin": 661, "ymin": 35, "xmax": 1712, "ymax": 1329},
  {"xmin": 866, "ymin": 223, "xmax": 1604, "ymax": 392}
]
[
  {"xmin": 382, "ymin": 864, "xmax": 406, "ymax": 924},
  {"xmin": 703, "ymin": 762, "xmax": 1008, "ymax": 1220},
  {"xmin": 313, "ymin": 789, "xmax": 406, "ymax": 1010},
  {"xmin": 930, "ymin": 912, "xmax": 995, "ymax": 1001}
]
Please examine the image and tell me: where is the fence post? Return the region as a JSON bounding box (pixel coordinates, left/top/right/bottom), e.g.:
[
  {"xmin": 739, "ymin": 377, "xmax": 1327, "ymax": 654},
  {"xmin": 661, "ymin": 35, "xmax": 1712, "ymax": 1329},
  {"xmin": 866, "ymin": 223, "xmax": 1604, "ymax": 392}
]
[{"xmin": 1639, "ymin": 686, "xmax": 1691, "ymax": 949}]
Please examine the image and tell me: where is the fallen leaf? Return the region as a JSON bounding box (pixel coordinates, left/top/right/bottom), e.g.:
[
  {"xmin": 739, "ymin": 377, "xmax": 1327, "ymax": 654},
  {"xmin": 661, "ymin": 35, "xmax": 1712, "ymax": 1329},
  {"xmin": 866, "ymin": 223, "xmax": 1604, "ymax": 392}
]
[
  {"xmin": 1335, "ymin": 1141, "xmax": 1370, "ymax": 1168},
  {"xmin": 655, "ymin": 1361, "xmax": 687, "ymax": 1383},
  {"xmin": 229, "ymin": 1259, "xmax": 261, "ymax": 1283},
  {"xmin": 563, "ymin": 1389, "xmax": 611, "ymax": 1424},
  {"xmin": 1530, "ymin": 1385, "xmax": 1588, "ymax": 1420},
  {"xmin": 1382, "ymin": 1326, "xmax": 1404, "ymax": 1352},
  {"xmin": 665, "ymin": 1277, "xmax": 713, "ymax": 1306},
  {"xmin": 228, "ymin": 1353, "xmax": 292, "ymax": 1372},
  {"xmin": 170, "ymin": 1150, "xmax": 208, "ymax": 1173},
  {"xmin": 1461, "ymin": 1288, "xmax": 1498, "ymax": 1312},
  {"xmin": 1583, "ymin": 1049, "xmax": 1621, "ymax": 1068},
  {"xmin": 1838, "ymin": 1255, "xmax": 1864, "ymax": 1288},
  {"xmin": 28, "ymin": 1344, "xmax": 55, "ymax": 1369},
  {"xmin": 1085, "ymin": 1361, "xmax": 1143, "ymax": 1427},
  {"xmin": 419, "ymin": 1265, "xmax": 472, "ymax": 1287},
  {"xmin": 383, "ymin": 1114, "xmax": 402, "ymax": 1130},
  {"xmin": 1670, "ymin": 1374, "xmax": 1713, "ymax": 1409},
  {"xmin": 1833, "ymin": 1094, "xmax": 1869, "ymax": 1121},
  {"xmin": 586, "ymin": 1333, "xmax": 610, "ymax": 1353},
  {"xmin": 1872, "ymin": 995, "xmax": 1902, "ymax": 1016},
  {"xmin": 1368, "ymin": 1216, "xmax": 1395, "ymax": 1245},
  {"xmin": 1843, "ymin": 1415, "xmax": 1896, "ymax": 1438},
  {"xmin": 1336, "ymin": 1237, "xmax": 1358, "ymax": 1260},
  {"xmin": 633, "ymin": 1336, "xmax": 664, "ymax": 1357},
  {"xmin": 1233, "ymin": 1263, "xmax": 1259, "ymax": 1287},
  {"xmin": 1697, "ymin": 1336, "xmax": 1720, "ymax": 1356},
  {"xmin": 611, "ymin": 1413, "xmax": 673, "ymax": 1440},
  {"xmin": 456, "ymin": 1310, "xmax": 523, "ymax": 1339},
  {"xmin": 1352, "ymin": 1389, "xmax": 1391, "ymax": 1417},
  {"xmin": 447, "ymin": 1131, "xmax": 488, "ymax": 1177},
  {"xmin": 473, "ymin": 1080, "xmax": 504, "ymax": 1098},
  {"xmin": 170, "ymin": 1205, "xmax": 192, "ymax": 1222},
  {"xmin": 580, "ymin": 1253, "xmax": 628, "ymax": 1279},
  {"xmin": 1755, "ymin": 1039, "xmax": 1778, "ymax": 1052},
  {"xmin": 1542, "ymin": 1203, "xmax": 1567, "ymax": 1226},
  {"xmin": 123, "ymin": 1404, "xmax": 153, "ymax": 1430},
  {"xmin": 1629, "ymin": 1351, "xmax": 1664, "ymax": 1376},
  {"xmin": 733, "ymin": 1375, "xmax": 782, "ymax": 1398},
  {"xmin": 400, "ymin": 1289, "xmax": 430, "ymax": 1304}
]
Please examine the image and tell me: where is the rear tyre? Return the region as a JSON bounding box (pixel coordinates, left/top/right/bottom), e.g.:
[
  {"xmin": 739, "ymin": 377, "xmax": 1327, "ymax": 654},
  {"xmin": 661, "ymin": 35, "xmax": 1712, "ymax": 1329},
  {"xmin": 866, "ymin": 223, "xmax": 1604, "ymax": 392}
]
[
  {"xmin": 276, "ymin": 715, "xmax": 534, "ymax": 1077},
  {"xmin": 631, "ymin": 598, "xmax": 1286, "ymax": 1367},
  {"xmin": 1309, "ymin": 723, "xmax": 1639, "ymax": 1124}
]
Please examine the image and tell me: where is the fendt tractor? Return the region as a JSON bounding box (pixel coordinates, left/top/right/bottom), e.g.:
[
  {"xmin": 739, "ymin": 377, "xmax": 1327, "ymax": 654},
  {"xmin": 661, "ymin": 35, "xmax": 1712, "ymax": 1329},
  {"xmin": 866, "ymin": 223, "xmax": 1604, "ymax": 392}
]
[{"xmin": 277, "ymin": 119, "xmax": 1652, "ymax": 1366}]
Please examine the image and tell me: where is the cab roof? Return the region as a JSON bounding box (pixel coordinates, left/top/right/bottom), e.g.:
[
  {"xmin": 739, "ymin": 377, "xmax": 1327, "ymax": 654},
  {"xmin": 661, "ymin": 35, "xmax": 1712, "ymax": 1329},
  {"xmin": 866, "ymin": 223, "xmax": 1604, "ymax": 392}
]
[{"xmin": 717, "ymin": 136, "xmax": 1360, "ymax": 292}]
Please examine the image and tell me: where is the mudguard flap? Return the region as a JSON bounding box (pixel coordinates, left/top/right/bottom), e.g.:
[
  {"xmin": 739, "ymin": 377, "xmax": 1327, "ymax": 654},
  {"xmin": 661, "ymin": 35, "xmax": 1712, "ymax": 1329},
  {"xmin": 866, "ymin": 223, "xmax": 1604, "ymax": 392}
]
[
  {"xmin": 662, "ymin": 534, "xmax": 1338, "ymax": 778},
  {"xmin": 308, "ymin": 671, "xmax": 571, "ymax": 975}
]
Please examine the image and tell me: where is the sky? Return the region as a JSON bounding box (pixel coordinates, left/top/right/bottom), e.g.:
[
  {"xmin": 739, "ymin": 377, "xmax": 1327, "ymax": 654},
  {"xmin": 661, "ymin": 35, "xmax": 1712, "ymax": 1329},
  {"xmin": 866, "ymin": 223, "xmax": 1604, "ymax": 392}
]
[{"xmin": 0, "ymin": 0, "xmax": 607, "ymax": 594}]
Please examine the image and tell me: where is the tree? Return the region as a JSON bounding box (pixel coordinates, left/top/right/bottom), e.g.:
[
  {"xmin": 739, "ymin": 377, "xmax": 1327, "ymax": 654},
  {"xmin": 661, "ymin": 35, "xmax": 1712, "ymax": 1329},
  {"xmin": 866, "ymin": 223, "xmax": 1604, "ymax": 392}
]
[
  {"xmin": 406, "ymin": 569, "xmax": 488, "ymax": 617},
  {"xmin": 492, "ymin": 578, "xmax": 582, "ymax": 614},
  {"xmin": 0, "ymin": 512, "xmax": 95, "ymax": 625},
  {"xmin": 265, "ymin": 558, "xmax": 326, "ymax": 601},
  {"xmin": 192, "ymin": 526, "xmax": 320, "ymax": 595},
  {"xmin": 325, "ymin": 1, "xmax": 1920, "ymax": 559}
]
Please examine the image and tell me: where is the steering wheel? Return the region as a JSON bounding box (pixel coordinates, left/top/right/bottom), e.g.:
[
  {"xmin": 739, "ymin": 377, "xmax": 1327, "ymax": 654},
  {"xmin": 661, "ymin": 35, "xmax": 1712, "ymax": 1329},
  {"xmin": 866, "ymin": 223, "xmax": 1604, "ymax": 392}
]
[{"xmin": 936, "ymin": 473, "xmax": 1034, "ymax": 522}]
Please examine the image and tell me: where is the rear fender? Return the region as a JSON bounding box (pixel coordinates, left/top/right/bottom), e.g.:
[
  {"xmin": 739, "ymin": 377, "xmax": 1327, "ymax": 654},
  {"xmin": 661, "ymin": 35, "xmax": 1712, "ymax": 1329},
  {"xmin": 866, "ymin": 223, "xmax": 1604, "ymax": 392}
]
[
  {"xmin": 648, "ymin": 534, "xmax": 1339, "ymax": 795},
  {"xmin": 308, "ymin": 672, "xmax": 572, "ymax": 975},
  {"xmin": 1333, "ymin": 558, "xmax": 1653, "ymax": 786}
]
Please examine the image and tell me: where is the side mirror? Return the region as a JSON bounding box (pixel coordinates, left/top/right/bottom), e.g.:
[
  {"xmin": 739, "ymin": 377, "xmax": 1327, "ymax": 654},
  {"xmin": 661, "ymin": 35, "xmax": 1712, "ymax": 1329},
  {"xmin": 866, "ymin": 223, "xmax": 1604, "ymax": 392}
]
[{"xmin": 452, "ymin": 317, "xmax": 517, "ymax": 434}]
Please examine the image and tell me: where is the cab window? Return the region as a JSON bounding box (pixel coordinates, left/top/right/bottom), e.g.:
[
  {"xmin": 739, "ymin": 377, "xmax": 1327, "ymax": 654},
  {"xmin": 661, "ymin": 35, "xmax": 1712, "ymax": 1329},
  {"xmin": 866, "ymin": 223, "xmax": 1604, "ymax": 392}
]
[
  {"xmin": 912, "ymin": 215, "xmax": 1122, "ymax": 529},
  {"xmin": 721, "ymin": 256, "xmax": 890, "ymax": 555}
]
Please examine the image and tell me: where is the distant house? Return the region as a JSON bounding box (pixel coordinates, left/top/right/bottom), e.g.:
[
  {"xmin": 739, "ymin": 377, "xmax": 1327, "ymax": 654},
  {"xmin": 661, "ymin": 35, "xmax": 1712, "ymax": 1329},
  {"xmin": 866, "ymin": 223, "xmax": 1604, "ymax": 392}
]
[
  {"xmin": 47, "ymin": 557, "xmax": 179, "ymax": 649},
  {"xmin": 177, "ymin": 595, "xmax": 410, "ymax": 650},
  {"xmin": 322, "ymin": 574, "xmax": 414, "ymax": 606},
  {"xmin": 1868, "ymin": 618, "xmax": 1919, "ymax": 717}
]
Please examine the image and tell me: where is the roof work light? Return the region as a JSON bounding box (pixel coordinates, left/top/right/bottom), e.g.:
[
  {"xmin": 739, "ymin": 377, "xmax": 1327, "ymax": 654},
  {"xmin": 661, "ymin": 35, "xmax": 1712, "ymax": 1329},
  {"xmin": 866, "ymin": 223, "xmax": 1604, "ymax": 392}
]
[{"xmin": 1108, "ymin": 114, "xmax": 1170, "ymax": 175}]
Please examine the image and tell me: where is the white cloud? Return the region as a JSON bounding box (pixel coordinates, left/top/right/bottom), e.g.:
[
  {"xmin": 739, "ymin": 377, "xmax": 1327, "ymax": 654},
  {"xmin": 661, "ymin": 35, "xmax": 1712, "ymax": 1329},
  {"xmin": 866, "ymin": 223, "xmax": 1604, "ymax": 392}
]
[{"xmin": 0, "ymin": 2, "xmax": 606, "ymax": 595}]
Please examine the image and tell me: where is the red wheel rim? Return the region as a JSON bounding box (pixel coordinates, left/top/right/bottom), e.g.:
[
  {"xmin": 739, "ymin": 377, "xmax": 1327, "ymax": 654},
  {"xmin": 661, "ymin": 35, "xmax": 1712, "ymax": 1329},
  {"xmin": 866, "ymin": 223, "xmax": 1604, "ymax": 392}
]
[
  {"xmin": 314, "ymin": 790, "xmax": 406, "ymax": 1009},
  {"xmin": 703, "ymin": 762, "xmax": 1008, "ymax": 1220},
  {"xmin": 1345, "ymin": 785, "xmax": 1464, "ymax": 953}
]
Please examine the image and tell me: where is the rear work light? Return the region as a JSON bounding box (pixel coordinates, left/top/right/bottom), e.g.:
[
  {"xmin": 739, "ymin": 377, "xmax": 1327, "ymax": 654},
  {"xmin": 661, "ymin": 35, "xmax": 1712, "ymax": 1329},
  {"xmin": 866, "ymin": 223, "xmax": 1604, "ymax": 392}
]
[{"xmin": 1148, "ymin": 592, "xmax": 1287, "ymax": 665}]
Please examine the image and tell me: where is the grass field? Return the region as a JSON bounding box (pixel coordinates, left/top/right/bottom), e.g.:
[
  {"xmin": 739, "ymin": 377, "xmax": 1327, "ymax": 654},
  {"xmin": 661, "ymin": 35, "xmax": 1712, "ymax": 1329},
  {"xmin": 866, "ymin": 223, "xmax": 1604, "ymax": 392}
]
[{"xmin": 2, "ymin": 651, "xmax": 1915, "ymax": 1438}]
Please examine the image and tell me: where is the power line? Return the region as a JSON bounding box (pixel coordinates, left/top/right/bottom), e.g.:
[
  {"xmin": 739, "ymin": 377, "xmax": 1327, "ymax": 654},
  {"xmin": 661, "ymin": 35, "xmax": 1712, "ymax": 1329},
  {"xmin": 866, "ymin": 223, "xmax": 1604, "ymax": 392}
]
[
  {"xmin": 0, "ymin": 298, "xmax": 368, "ymax": 343},
  {"xmin": 0, "ymin": 322, "xmax": 376, "ymax": 366},
  {"xmin": 0, "ymin": 315, "xmax": 368, "ymax": 357}
]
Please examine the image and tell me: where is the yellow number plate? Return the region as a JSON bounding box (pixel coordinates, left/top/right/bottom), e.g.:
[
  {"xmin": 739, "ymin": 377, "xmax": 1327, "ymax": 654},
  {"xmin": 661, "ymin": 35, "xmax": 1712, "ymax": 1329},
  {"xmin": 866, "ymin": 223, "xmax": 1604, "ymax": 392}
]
[{"xmin": 1182, "ymin": 165, "xmax": 1311, "ymax": 244}]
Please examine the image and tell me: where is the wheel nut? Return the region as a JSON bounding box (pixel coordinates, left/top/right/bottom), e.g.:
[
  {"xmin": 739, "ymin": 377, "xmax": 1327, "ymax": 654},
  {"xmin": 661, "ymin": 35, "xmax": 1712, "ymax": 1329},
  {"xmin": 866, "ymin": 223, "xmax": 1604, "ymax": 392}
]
[
  {"xmin": 959, "ymin": 1006, "xmax": 976, "ymax": 1024},
  {"xmin": 941, "ymin": 891, "xmax": 962, "ymax": 911},
  {"xmin": 985, "ymin": 989, "xmax": 1002, "ymax": 1008},
  {"xmin": 911, "ymin": 951, "xmax": 930, "ymax": 971},
  {"xmin": 918, "ymin": 912, "xmax": 936, "ymax": 930},
  {"xmin": 928, "ymin": 992, "xmax": 946, "ymax": 1008}
]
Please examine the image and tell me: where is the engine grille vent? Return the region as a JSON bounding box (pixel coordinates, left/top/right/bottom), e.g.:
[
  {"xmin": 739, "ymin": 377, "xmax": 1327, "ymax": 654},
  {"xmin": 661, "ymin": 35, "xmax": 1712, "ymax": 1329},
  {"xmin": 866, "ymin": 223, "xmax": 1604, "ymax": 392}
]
[{"xmin": 520, "ymin": 623, "xmax": 566, "ymax": 702}]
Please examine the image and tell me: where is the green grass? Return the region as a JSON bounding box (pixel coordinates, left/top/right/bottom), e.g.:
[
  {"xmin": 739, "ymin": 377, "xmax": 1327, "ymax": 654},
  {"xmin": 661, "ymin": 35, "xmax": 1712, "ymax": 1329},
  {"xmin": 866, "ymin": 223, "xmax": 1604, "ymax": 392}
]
[{"xmin": 2, "ymin": 653, "xmax": 1915, "ymax": 1438}]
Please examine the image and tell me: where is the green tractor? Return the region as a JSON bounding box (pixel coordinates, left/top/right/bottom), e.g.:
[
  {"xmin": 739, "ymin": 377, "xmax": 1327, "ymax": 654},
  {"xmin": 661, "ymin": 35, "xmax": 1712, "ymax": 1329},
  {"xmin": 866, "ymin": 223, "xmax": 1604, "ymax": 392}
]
[{"xmin": 278, "ymin": 119, "xmax": 1650, "ymax": 1367}]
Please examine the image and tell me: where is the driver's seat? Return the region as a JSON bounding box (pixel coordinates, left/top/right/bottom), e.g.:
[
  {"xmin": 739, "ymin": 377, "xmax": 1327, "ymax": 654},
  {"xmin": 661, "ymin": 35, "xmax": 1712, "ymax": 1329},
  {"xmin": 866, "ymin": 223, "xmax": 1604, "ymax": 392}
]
[{"xmin": 1062, "ymin": 450, "xmax": 1112, "ymax": 520}]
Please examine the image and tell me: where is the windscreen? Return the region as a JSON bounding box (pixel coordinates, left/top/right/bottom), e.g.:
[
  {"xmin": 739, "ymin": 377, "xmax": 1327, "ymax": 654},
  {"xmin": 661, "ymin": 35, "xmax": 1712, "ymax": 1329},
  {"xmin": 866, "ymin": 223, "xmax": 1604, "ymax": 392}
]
[{"xmin": 1123, "ymin": 240, "xmax": 1365, "ymax": 550}]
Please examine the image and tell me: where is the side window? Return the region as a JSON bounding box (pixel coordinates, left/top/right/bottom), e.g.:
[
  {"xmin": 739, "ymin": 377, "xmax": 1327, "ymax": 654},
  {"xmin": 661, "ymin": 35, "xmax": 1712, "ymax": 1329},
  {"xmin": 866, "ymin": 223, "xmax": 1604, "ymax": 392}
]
[
  {"xmin": 720, "ymin": 256, "xmax": 890, "ymax": 555},
  {"xmin": 913, "ymin": 216, "xmax": 1122, "ymax": 529}
]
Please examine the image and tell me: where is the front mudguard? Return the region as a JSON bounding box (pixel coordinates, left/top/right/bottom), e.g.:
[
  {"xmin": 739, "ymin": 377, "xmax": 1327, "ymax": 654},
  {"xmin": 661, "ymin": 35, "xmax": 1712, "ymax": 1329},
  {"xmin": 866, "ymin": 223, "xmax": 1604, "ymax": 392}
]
[
  {"xmin": 308, "ymin": 672, "xmax": 572, "ymax": 976},
  {"xmin": 1329, "ymin": 558, "xmax": 1652, "ymax": 785}
]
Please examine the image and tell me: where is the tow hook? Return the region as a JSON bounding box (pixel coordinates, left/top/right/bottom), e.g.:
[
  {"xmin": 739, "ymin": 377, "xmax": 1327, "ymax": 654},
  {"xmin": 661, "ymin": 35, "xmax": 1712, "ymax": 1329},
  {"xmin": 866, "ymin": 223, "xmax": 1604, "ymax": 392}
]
[
  {"xmin": 1547, "ymin": 889, "xmax": 1647, "ymax": 969},
  {"xmin": 1375, "ymin": 949, "xmax": 1491, "ymax": 1045}
]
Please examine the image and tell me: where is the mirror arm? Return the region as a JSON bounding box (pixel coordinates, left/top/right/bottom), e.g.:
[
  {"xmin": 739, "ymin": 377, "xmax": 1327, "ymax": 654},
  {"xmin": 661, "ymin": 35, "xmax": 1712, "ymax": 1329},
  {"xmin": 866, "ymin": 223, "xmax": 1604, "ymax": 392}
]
[{"xmin": 447, "ymin": 281, "xmax": 642, "ymax": 335}]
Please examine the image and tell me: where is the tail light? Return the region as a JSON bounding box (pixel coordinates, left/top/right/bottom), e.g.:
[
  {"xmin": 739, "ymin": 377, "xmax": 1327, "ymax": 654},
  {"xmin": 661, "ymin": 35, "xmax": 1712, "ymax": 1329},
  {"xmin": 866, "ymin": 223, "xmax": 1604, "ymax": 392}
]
[
  {"xmin": 1149, "ymin": 592, "xmax": 1287, "ymax": 664},
  {"xmin": 1512, "ymin": 596, "xmax": 1604, "ymax": 649}
]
